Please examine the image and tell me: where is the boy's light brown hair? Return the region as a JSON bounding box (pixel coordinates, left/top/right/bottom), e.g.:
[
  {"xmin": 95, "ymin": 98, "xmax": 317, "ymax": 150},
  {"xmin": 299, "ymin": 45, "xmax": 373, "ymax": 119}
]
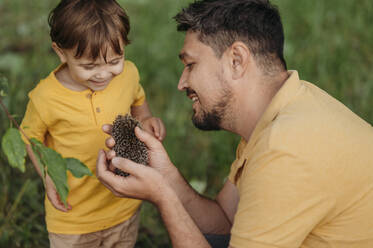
[{"xmin": 48, "ymin": 0, "xmax": 130, "ymax": 60}]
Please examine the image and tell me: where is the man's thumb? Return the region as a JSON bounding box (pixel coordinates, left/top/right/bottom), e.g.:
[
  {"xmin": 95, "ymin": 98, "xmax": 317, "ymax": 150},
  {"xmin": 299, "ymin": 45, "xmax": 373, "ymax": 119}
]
[
  {"xmin": 112, "ymin": 157, "xmax": 141, "ymax": 176},
  {"xmin": 135, "ymin": 126, "xmax": 160, "ymax": 150}
]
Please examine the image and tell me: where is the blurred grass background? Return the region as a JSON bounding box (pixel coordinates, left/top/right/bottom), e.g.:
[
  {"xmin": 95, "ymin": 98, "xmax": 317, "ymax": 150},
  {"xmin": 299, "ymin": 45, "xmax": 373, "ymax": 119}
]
[{"xmin": 0, "ymin": 0, "xmax": 372, "ymax": 247}]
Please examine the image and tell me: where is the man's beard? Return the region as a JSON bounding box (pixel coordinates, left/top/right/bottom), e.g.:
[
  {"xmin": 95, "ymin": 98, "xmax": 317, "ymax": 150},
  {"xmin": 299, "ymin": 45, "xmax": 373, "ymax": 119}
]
[
  {"xmin": 192, "ymin": 108, "xmax": 222, "ymax": 131},
  {"xmin": 191, "ymin": 88, "xmax": 232, "ymax": 131}
]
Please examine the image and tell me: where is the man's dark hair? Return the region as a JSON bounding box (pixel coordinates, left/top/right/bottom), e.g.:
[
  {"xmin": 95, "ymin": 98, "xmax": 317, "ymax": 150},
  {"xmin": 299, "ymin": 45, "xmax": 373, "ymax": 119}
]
[
  {"xmin": 174, "ymin": 0, "xmax": 287, "ymax": 74},
  {"xmin": 49, "ymin": 0, "xmax": 130, "ymax": 60}
]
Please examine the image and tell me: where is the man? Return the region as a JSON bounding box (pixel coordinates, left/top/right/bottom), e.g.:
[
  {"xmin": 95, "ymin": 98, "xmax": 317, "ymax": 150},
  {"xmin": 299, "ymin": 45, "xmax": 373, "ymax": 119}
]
[{"xmin": 96, "ymin": 0, "xmax": 373, "ymax": 247}]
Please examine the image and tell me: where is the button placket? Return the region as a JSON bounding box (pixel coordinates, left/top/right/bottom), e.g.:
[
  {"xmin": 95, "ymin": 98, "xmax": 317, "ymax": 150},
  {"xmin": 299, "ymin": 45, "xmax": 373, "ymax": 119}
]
[
  {"xmin": 93, "ymin": 92, "xmax": 100, "ymax": 113},
  {"xmin": 88, "ymin": 91, "xmax": 98, "ymax": 125},
  {"xmin": 91, "ymin": 92, "xmax": 103, "ymax": 125}
]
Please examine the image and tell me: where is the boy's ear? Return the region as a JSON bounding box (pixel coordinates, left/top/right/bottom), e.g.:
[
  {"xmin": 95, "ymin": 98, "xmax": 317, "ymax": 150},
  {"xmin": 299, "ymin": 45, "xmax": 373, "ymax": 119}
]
[
  {"xmin": 52, "ymin": 42, "xmax": 67, "ymax": 63},
  {"xmin": 228, "ymin": 41, "xmax": 250, "ymax": 80}
]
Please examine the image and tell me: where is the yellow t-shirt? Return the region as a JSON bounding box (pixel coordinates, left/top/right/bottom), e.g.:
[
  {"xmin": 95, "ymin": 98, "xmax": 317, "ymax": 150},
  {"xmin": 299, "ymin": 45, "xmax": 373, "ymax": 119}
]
[
  {"xmin": 229, "ymin": 71, "xmax": 373, "ymax": 248},
  {"xmin": 21, "ymin": 60, "xmax": 145, "ymax": 234}
]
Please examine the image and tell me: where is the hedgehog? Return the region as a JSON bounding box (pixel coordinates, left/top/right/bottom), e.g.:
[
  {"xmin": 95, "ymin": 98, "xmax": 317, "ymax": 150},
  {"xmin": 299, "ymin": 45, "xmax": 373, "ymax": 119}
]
[{"xmin": 111, "ymin": 114, "xmax": 149, "ymax": 177}]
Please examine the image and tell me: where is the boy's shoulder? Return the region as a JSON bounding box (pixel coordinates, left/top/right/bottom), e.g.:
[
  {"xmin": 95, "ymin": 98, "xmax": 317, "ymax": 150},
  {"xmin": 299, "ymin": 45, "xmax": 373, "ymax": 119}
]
[
  {"xmin": 122, "ymin": 60, "xmax": 139, "ymax": 79},
  {"xmin": 124, "ymin": 60, "xmax": 136, "ymax": 69},
  {"xmin": 28, "ymin": 68, "xmax": 60, "ymax": 102}
]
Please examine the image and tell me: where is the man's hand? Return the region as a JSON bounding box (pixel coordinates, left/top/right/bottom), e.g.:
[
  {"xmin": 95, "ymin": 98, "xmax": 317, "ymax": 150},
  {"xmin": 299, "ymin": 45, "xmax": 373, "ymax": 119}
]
[
  {"xmin": 98, "ymin": 124, "xmax": 177, "ymax": 203},
  {"xmin": 45, "ymin": 174, "xmax": 72, "ymax": 212},
  {"xmin": 140, "ymin": 116, "xmax": 166, "ymax": 141},
  {"xmin": 96, "ymin": 150, "xmax": 169, "ymax": 204},
  {"xmin": 102, "ymin": 125, "xmax": 175, "ymax": 177}
]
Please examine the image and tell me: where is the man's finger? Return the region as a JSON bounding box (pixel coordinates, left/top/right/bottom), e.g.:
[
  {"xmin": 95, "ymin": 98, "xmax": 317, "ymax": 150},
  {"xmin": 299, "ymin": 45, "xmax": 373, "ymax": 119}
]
[
  {"xmin": 105, "ymin": 137, "xmax": 116, "ymax": 149},
  {"xmin": 106, "ymin": 149, "xmax": 116, "ymax": 161},
  {"xmin": 112, "ymin": 157, "xmax": 144, "ymax": 177},
  {"xmin": 102, "ymin": 124, "xmax": 113, "ymax": 135},
  {"xmin": 96, "ymin": 150, "xmax": 125, "ymax": 190},
  {"xmin": 108, "ymin": 161, "xmax": 116, "ymax": 172},
  {"xmin": 96, "ymin": 154, "xmax": 136, "ymax": 198},
  {"xmin": 96, "ymin": 149, "xmax": 110, "ymax": 178},
  {"xmin": 135, "ymin": 126, "xmax": 161, "ymax": 150}
]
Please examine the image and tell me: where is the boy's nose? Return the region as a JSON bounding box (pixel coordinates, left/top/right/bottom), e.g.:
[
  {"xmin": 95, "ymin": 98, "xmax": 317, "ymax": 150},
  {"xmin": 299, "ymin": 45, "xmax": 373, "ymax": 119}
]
[{"xmin": 94, "ymin": 70, "xmax": 111, "ymax": 80}]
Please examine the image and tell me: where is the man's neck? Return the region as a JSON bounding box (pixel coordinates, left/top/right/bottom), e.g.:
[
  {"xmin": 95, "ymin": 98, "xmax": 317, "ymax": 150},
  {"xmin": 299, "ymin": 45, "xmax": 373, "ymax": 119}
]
[{"xmin": 233, "ymin": 70, "xmax": 289, "ymax": 142}]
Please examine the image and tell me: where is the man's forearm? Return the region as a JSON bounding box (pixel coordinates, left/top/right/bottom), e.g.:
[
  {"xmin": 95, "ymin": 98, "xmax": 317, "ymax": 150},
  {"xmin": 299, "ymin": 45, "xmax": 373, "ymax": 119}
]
[
  {"xmin": 167, "ymin": 167, "xmax": 232, "ymax": 234},
  {"xmin": 157, "ymin": 185, "xmax": 211, "ymax": 248}
]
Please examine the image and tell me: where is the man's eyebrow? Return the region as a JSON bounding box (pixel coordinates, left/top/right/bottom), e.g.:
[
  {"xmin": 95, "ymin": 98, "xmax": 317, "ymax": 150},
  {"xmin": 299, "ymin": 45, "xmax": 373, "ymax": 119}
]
[{"xmin": 179, "ymin": 52, "xmax": 191, "ymax": 61}]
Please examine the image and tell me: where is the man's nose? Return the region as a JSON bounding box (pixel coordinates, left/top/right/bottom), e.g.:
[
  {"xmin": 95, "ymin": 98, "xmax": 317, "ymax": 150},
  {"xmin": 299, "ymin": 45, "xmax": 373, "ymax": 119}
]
[{"xmin": 177, "ymin": 70, "xmax": 188, "ymax": 91}]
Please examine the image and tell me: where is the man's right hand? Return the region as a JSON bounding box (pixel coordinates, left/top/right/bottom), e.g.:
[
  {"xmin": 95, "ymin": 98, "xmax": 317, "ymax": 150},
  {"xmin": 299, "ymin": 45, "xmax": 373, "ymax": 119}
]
[
  {"xmin": 102, "ymin": 124, "xmax": 176, "ymax": 179},
  {"xmin": 45, "ymin": 174, "xmax": 72, "ymax": 212}
]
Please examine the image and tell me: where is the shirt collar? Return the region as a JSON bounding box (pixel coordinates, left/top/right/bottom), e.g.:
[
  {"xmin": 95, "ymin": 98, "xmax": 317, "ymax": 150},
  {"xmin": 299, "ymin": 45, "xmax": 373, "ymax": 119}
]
[{"xmin": 237, "ymin": 70, "xmax": 303, "ymax": 161}]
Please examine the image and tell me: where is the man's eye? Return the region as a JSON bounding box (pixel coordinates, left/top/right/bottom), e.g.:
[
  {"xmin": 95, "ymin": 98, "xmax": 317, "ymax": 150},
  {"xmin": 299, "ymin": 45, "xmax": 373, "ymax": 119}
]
[{"xmin": 186, "ymin": 63, "xmax": 195, "ymax": 70}]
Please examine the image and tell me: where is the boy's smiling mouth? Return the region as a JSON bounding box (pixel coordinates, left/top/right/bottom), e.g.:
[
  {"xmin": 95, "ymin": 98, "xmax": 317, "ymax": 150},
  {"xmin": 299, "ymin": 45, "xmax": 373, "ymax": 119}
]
[{"xmin": 89, "ymin": 79, "xmax": 110, "ymax": 85}]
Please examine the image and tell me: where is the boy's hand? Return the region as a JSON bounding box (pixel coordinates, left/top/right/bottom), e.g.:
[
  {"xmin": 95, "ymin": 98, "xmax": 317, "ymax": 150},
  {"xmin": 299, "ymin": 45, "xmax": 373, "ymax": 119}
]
[
  {"xmin": 45, "ymin": 174, "xmax": 72, "ymax": 212},
  {"xmin": 140, "ymin": 117, "xmax": 166, "ymax": 141}
]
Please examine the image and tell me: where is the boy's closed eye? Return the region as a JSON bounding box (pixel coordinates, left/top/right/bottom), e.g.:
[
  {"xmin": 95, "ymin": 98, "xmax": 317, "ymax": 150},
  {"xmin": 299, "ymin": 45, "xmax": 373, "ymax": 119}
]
[
  {"xmin": 109, "ymin": 59, "xmax": 120, "ymax": 65},
  {"xmin": 81, "ymin": 64, "xmax": 96, "ymax": 70}
]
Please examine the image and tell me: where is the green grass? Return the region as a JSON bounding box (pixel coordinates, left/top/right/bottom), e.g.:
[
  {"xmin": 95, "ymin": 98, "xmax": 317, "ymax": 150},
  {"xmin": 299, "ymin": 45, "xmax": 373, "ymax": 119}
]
[{"xmin": 0, "ymin": 0, "xmax": 372, "ymax": 247}]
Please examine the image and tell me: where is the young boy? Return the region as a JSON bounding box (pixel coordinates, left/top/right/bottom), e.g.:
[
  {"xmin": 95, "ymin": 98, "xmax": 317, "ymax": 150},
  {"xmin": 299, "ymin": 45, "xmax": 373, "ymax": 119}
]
[{"xmin": 21, "ymin": 0, "xmax": 166, "ymax": 247}]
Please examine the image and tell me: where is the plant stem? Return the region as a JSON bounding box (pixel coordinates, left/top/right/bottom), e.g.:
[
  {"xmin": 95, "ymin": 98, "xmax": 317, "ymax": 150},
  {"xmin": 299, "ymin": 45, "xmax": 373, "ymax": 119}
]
[
  {"xmin": 0, "ymin": 96, "xmax": 31, "ymax": 142},
  {"xmin": 0, "ymin": 96, "xmax": 45, "ymax": 183}
]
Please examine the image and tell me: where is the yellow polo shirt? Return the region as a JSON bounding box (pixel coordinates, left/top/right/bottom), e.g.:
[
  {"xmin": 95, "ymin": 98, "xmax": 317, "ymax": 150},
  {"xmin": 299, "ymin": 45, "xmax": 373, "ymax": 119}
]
[
  {"xmin": 21, "ymin": 60, "xmax": 144, "ymax": 234},
  {"xmin": 229, "ymin": 71, "xmax": 373, "ymax": 247}
]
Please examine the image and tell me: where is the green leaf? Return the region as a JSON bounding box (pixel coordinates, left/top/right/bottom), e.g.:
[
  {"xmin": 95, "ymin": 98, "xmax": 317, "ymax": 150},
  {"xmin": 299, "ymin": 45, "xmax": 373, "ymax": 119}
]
[
  {"xmin": 1, "ymin": 128, "xmax": 26, "ymax": 172},
  {"xmin": 30, "ymin": 138, "xmax": 69, "ymax": 207},
  {"xmin": 43, "ymin": 150, "xmax": 68, "ymax": 207},
  {"xmin": 30, "ymin": 138, "xmax": 45, "ymax": 180},
  {"xmin": 189, "ymin": 179, "xmax": 207, "ymax": 194},
  {"xmin": 65, "ymin": 158, "xmax": 92, "ymax": 178}
]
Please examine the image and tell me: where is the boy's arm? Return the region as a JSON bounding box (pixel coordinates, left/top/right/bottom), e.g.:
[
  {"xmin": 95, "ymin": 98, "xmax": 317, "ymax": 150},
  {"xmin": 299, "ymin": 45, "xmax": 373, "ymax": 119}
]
[
  {"xmin": 26, "ymin": 144, "xmax": 72, "ymax": 212},
  {"xmin": 131, "ymin": 101, "xmax": 166, "ymax": 141},
  {"xmin": 22, "ymin": 100, "xmax": 71, "ymax": 211},
  {"xmin": 130, "ymin": 100, "xmax": 153, "ymax": 122},
  {"xmin": 26, "ymin": 144, "xmax": 43, "ymax": 178}
]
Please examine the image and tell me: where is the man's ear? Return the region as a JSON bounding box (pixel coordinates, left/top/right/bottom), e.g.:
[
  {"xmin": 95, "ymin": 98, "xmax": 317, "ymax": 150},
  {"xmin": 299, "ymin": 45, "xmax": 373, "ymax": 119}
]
[
  {"xmin": 228, "ymin": 41, "xmax": 250, "ymax": 80},
  {"xmin": 51, "ymin": 42, "xmax": 67, "ymax": 63}
]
